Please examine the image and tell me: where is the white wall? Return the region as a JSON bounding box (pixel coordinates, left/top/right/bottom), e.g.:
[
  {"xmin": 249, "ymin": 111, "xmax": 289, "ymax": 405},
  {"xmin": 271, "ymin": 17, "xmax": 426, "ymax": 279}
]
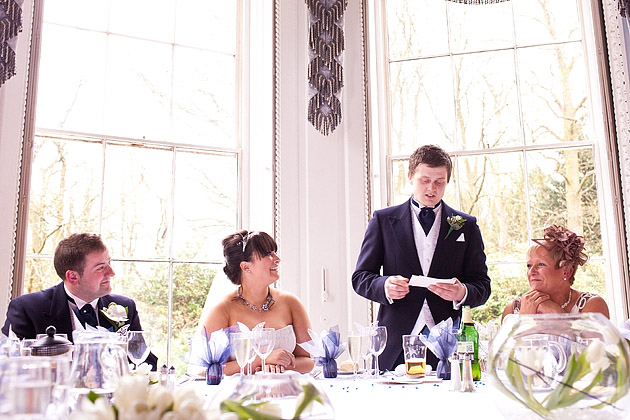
[
  {"xmin": 0, "ymin": 0, "xmax": 35, "ymax": 324},
  {"xmin": 274, "ymin": 0, "xmax": 371, "ymax": 335}
]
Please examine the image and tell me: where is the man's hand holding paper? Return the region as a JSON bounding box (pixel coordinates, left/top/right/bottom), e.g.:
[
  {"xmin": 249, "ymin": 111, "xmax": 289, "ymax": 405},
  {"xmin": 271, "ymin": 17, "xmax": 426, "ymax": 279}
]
[
  {"xmin": 410, "ymin": 275, "xmax": 467, "ymax": 303},
  {"xmin": 385, "ymin": 275, "xmax": 410, "ymax": 300}
]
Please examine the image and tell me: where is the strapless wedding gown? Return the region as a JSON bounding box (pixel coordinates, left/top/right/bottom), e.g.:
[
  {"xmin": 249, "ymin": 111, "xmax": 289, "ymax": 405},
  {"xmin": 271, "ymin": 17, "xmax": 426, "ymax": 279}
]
[{"xmin": 273, "ymin": 325, "xmax": 297, "ymax": 352}]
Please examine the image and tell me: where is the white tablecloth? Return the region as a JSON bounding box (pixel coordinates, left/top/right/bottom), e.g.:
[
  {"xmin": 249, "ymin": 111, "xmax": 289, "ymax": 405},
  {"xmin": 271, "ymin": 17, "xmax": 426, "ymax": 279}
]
[{"xmin": 194, "ymin": 374, "xmax": 506, "ymax": 419}]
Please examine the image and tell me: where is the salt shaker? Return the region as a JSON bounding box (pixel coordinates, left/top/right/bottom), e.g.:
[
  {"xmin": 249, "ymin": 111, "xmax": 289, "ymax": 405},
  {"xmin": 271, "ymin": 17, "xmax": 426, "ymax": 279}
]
[
  {"xmin": 460, "ymin": 353, "xmax": 475, "ymax": 392},
  {"xmin": 167, "ymin": 365, "xmax": 176, "ymax": 392},
  {"xmin": 450, "ymin": 353, "xmax": 461, "ymax": 391}
]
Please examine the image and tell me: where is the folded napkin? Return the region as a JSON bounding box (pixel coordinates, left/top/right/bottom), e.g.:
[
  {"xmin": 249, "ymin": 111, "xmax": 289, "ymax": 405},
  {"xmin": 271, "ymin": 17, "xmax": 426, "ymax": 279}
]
[
  {"xmin": 236, "ymin": 321, "xmax": 266, "ymax": 333},
  {"xmin": 0, "ymin": 326, "xmax": 20, "ymax": 357},
  {"xmin": 419, "ymin": 318, "xmax": 459, "ymax": 379},
  {"xmin": 189, "ymin": 328, "xmax": 234, "ymax": 385},
  {"xmin": 298, "ymin": 326, "xmax": 346, "ymax": 378}
]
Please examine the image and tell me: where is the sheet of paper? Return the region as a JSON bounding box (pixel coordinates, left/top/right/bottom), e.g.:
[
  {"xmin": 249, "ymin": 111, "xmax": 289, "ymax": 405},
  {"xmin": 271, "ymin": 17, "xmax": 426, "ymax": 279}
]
[{"xmin": 409, "ymin": 275, "xmax": 456, "ymax": 288}]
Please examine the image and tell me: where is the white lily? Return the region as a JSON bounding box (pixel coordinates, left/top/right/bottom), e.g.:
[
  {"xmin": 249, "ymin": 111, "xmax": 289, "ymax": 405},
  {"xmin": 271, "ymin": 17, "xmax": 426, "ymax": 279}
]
[
  {"xmin": 114, "ymin": 375, "xmax": 149, "ymax": 412},
  {"xmin": 585, "ymin": 340, "xmax": 610, "ymax": 373},
  {"xmin": 519, "ymin": 347, "xmax": 545, "ymax": 378}
]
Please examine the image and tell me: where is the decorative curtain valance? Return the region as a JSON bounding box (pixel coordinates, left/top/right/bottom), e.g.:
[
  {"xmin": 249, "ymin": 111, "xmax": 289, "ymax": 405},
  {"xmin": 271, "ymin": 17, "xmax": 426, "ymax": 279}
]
[
  {"xmin": 0, "ymin": 0, "xmax": 22, "ymax": 87},
  {"xmin": 305, "ymin": 0, "xmax": 347, "ymax": 136}
]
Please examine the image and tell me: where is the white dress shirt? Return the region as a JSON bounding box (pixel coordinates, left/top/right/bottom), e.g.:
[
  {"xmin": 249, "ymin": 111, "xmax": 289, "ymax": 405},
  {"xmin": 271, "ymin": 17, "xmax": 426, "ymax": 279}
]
[{"xmin": 64, "ymin": 284, "xmax": 100, "ymax": 331}]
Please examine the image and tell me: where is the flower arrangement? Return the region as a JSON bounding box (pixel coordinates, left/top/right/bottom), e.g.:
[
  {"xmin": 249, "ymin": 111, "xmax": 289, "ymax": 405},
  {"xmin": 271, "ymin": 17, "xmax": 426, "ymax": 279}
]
[
  {"xmin": 219, "ymin": 381, "xmax": 325, "ymax": 420},
  {"xmin": 100, "ymin": 303, "xmax": 129, "ymax": 332},
  {"xmin": 69, "ymin": 375, "xmax": 208, "ymax": 420},
  {"xmin": 500, "ymin": 339, "xmax": 628, "ymax": 418},
  {"xmin": 445, "ymin": 215, "xmax": 466, "ymax": 239},
  {"xmin": 490, "ymin": 314, "xmax": 630, "ymax": 419}
]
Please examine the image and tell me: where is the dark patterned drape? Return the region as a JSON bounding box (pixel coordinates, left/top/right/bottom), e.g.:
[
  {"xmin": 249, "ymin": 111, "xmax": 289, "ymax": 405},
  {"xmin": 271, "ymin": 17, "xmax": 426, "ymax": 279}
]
[
  {"xmin": 306, "ymin": 0, "xmax": 347, "ymax": 136},
  {"xmin": 0, "ymin": 0, "xmax": 22, "ymax": 87},
  {"xmin": 444, "ymin": 0, "xmax": 511, "ymax": 4},
  {"xmin": 621, "ymin": 0, "xmax": 630, "ymax": 18}
]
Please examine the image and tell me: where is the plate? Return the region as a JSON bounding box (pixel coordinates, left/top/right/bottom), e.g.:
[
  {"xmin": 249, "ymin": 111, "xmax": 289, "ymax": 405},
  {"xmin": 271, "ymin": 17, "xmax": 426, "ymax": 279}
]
[
  {"xmin": 337, "ymin": 370, "xmax": 365, "ymax": 375},
  {"xmin": 378, "ymin": 376, "xmax": 442, "ymax": 385}
]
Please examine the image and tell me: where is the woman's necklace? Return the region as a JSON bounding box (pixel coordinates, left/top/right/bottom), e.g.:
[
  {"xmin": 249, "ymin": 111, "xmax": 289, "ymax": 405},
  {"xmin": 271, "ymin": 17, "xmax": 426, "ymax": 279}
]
[
  {"xmin": 237, "ymin": 286, "xmax": 274, "ymax": 312},
  {"xmin": 560, "ymin": 288, "xmax": 572, "ymax": 309}
]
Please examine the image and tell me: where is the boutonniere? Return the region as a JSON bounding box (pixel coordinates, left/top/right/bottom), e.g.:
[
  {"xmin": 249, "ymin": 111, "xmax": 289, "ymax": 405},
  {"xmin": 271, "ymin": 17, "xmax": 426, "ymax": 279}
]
[
  {"xmin": 445, "ymin": 215, "xmax": 466, "ymax": 239},
  {"xmin": 100, "ymin": 302, "xmax": 129, "ymax": 331}
]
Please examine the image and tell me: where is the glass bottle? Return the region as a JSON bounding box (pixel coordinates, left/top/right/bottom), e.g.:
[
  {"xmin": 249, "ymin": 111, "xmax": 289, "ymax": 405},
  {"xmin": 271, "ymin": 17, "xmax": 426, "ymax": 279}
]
[{"xmin": 457, "ymin": 306, "xmax": 481, "ymax": 381}]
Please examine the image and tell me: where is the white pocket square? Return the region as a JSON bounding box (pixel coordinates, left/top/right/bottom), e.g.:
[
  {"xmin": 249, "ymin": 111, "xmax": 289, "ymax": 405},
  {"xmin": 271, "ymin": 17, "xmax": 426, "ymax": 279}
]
[{"xmin": 456, "ymin": 233, "xmax": 465, "ymax": 242}]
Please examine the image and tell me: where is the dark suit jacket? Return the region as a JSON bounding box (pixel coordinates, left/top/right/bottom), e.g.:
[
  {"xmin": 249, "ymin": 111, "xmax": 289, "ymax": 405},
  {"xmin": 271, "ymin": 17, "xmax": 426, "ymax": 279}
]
[
  {"xmin": 1, "ymin": 282, "xmax": 158, "ymax": 369},
  {"xmin": 352, "ymin": 200, "xmax": 491, "ymax": 370}
]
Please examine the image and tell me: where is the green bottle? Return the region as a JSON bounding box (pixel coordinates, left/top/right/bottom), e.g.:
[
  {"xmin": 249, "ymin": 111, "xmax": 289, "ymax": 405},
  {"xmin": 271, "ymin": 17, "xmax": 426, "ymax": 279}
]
[{"xmin": 457, "ymin": 306, "xmax": 481, "ymax": 381}]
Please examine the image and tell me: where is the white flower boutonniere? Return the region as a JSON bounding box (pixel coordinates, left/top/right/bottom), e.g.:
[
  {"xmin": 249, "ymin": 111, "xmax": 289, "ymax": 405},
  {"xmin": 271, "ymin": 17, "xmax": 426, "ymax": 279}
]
[
  {"xmin": 100, "ymin": 302, "xmax": 129, "ymax": 332},
  {"xmin": 445, "ymin": 215, "xmax": 466, "ymax": 239}
]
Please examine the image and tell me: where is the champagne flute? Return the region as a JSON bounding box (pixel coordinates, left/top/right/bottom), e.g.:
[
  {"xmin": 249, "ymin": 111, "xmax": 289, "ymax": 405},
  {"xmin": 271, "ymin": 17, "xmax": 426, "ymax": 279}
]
[
  {"xmin": 347, "ymin": 332, "xmax": 362, "ymax": 379},
  {"xmin": 252, "ymin": 328, "xmax": 275, "ymax": 375},
  {"xmin": 360, "ymin": 330, "xmax": 373, "ymax": 378},
  {"xmin": 126, "ymin": 331, "xmax": 151, "ymax": 369},
  {"xmin": 231, "ymin": 333, "xmax": 251, "ymax": 377},
  {"xmin": 370, "ymin": 326, "xmax": 387, "ymax": 377}
]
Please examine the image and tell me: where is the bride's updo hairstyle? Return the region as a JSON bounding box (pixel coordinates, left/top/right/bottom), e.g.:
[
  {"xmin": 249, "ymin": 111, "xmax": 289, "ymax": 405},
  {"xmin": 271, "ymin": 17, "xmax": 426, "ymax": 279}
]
[
  {"xmin": 529, "ymin": 225, "xmax": 588, "ymax": 284},
  {"xmin": 222, "ymin": 230, "xmax": 278, "ymax": 285}
]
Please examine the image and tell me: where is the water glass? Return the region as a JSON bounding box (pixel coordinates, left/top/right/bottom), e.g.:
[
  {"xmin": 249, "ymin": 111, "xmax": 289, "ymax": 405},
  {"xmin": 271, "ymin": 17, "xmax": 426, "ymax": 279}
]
[
  {"xmin": 0, "ymin": 357, "xmax": 54, "ymax": 417},
  {"xmin": 402, "ymin": 335, "xmax": 426, "ymax": 377},
  {"xmin": 20, "ymin": 339, "xmax": 37, "ymax": 357},
  {"xmin": 126, "ymin": 330, "xmax": 152, "ymax": 368}
]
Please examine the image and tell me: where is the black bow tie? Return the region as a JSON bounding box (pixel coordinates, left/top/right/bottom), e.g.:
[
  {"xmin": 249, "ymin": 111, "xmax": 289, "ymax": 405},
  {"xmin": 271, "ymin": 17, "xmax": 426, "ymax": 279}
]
[
  {"xmin": 411, "ymin": 197, "xmax": 439, "ymax": 234},
  {"xmin": 67, "ymin": 294, "xmax": 99, "ymax": 328}
]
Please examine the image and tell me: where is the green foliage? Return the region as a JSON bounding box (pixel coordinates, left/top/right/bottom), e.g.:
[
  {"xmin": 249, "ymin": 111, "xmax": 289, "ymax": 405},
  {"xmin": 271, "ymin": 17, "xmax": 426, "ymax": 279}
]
[
  {"xmin": 472, "ymin": 264, "xmax": 529, "ymax": 324},
  {"xmin": 114, "ymin": 259, "xmax": 216, "ymax": 372}
]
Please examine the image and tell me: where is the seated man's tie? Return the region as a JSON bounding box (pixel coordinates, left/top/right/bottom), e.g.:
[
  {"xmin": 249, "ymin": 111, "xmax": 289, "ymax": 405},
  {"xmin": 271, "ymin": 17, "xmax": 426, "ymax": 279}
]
[{"xmin": 80, "ymin": 304, "xmax": 98, "ymax": 328}]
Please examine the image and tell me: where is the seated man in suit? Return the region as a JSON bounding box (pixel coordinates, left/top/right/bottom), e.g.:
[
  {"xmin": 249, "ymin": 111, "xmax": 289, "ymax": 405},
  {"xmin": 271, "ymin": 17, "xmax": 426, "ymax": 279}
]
[
  {"xmin": 352, "ymin": 144, "xmax": 491, "ymax": 371},
  {"xmin": 1, "ymin": 232, "xmax": 158, "ymax": 369}
]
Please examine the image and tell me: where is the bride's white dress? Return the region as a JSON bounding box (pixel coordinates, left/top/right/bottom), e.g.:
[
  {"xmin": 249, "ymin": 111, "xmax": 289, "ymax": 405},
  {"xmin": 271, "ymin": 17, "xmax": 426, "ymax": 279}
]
[{"xmin": 273, "ymin": 325, "xmax": 297, "ymax": 352}]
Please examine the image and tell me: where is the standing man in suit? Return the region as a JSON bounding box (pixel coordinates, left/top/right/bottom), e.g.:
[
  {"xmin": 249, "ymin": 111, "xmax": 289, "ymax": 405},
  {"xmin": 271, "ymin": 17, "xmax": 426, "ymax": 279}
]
[
  {"xmin": 2, "ymin": 232, "xmax": 158, "ymax": 368},
  {"xmin": 352, "ymin": 145, "xmax": 491, "ymax": 371}
]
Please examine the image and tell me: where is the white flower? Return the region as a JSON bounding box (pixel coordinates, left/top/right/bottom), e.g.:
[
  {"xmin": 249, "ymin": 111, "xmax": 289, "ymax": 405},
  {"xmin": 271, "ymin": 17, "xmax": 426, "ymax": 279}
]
[
  {"xmin": 104, "ymin": 303, "xmax": 128, "ymax": 322},
  {"xmin": 257, "ymin": 401, "xmax": 284, "ymax": 417},
  {"xmin": 585, "ymin": 340, "xmax": 610, "ymax": 373},
  {"xmin": 69, "ymin": 397, "xmax": 116, "ymax": 420},
  {"xmin": 172, "ymin": 385, "xmax": 206, "ymax": 412},
  {"xmin": 519, "ymin": 347, "xmax": 545, "ymax": 377},
  {"xmin": 147, "ymin": 386, "xmax": 174, "ymax": 415},
  {"xmin": 135, "ymin": 363, "xmax": 153, "ymax": 376},
  {"xmin": 115, "ymin": 375, "xmax": 149, "ymax": 411}
]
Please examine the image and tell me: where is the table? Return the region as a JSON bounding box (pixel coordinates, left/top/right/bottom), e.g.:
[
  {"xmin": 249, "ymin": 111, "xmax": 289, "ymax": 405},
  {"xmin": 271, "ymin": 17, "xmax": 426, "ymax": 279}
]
[
  {"xmin": 194, "ymin": 374, "xmax": 506, "ymax": 419},
  {"xmin": 311, "ymin": 376, "xmax": 504, "ymax": 419}
]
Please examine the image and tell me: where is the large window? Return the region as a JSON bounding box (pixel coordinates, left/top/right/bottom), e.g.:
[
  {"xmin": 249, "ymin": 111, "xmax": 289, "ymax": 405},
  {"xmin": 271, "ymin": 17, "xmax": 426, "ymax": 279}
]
[
  {"xmin": 373, "ymin": 0, "xmax": 617, "ymax": 322},
  {"xmin": 25, "ymin": 0, "xmax": 242, "ymax": 370}
]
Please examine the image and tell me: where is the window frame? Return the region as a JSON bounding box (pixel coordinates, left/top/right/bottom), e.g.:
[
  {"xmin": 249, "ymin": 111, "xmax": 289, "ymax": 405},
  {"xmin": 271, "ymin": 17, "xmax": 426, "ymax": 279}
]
[{"xmin": 367, "ymin": 0, "xmax": 629, "ymax": 322}]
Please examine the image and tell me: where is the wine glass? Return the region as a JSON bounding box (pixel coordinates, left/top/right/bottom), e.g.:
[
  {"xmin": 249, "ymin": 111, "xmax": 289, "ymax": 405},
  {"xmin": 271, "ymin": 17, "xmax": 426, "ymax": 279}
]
[
  {"xmin": 347, "ymin": 331, "xmax": 362, "ymax": 379},
  {"xmin": 231, "ymin": 332, "xmax": 251, "ymax": 376},
  {"xmin": 360, "ymin": 330, "xmax": 373, "ymax": 378},
  {"xmin": 126, "ymin": 331, "xmax": 151, "ymax": 369},
  {"xmin": 252, "ymin": 328, "xmax": 275, "ymax": 375},
  {"xmin": 370, "ymin": 326, "xmax": 387, "ymax": 377}
]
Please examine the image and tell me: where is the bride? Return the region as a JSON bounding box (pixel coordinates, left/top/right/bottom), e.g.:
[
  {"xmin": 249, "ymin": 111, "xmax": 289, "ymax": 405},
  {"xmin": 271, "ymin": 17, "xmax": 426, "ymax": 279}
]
[{"xmin": 195, "ymin": 230, "xmax": 314, "ymax": 375}]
